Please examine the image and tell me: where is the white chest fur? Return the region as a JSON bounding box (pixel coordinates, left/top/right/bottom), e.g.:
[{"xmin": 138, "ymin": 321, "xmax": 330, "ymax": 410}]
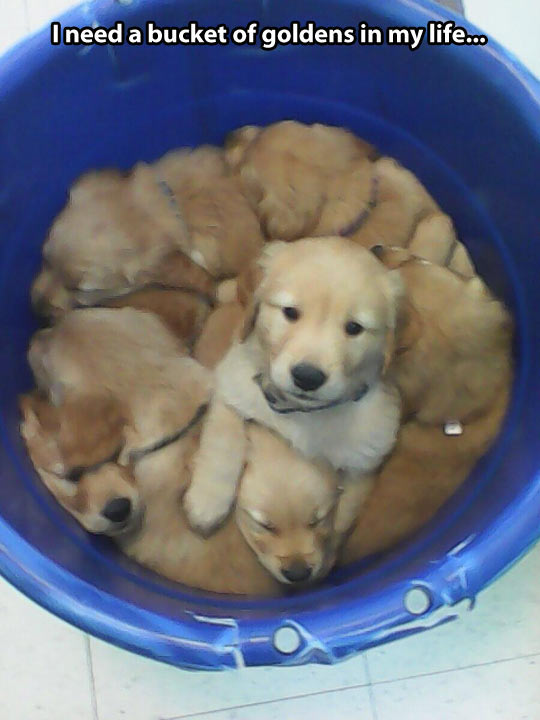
[{"xmin": 216, "ymin": 340, "xmax": 400, "ymax": 473}]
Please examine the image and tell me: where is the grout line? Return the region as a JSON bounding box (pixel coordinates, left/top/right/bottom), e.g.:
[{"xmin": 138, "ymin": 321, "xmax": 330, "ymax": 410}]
[
  {"xmin": 162, "ymin": 680, "xmax": 372, "ymax": 720},
  {"xmin": 22, "ymin": 0, "xmax": 31, "ymax": 32},
  {"xmin": 162, "ymin": 651, "xmax": 540, "ymax": 720},
  {"xmin": 363, "ymin": 654, "xmax": 379, "ymax": 720},
  {"xmin": 369, "ymin": 650, "xmax": 540, "ymax": 688},
  {"xmin": 84, "ymin": 635, "xmax": 99, "ymax": 720}
]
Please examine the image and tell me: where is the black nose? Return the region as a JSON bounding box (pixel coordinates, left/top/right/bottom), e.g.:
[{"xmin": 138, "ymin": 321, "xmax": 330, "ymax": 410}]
[
  {"xmin": 102, "ymin": 497, "xmax": 132, "ymax": 523},
  {"xmin": 281, "ymin": 562, "xmax": 312, "ymax": 583},
  {"xmin": 291, "ymin": 364, "xmax": 327, "ymax": 392}
]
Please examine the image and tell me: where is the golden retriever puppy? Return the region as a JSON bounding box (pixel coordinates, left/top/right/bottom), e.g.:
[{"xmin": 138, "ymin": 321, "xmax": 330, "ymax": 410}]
[
  {"xmin": 27, "ymin": 307, "xmax": 213, "ymax": 459},
  {"xmin": 341, "ymin": 384, "xmax": 511, "ymax": 563},
  {"xmin": 184, "ymin": 237, "xmax": 402, "ymax": 537},
  {"xmin": 374, "ymin": 246, "xmax": 513, "ymax": 424},
  {"xmin": 32, "ymin": 146, "xmax": 264, "ymax": 318},
  {"xmin": 19, "ymin": 392, "xmax": 141, "ymax": 535},
  {"xmin": 225, "ymin": 120, "xmax": 474, "ymax": 277},
  {"xmin": 20, "ymin": 394, "xmax": 340, "ymax": 594}
]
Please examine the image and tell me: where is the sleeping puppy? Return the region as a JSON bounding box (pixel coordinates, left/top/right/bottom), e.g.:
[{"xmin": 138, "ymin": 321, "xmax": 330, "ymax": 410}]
[
  {"xmin": 20, "ymin": 393, "xmax": 340, "ymax": 594},
  {"xmin": 185, "ymin": 237, "xmax": 402, "ymax": 537},
  {"xmin": 19, "ymin": 392, "xmax": 141, "ymax": 535},
  {"xmin": 32, "ymin": 146, "xmax": 264, "ymax": 318},
  {"xmin": 225, "ymin": 120, "xmax": 474, "ymax": 277},
  {"xmin": 374, "ymin": 246, "xmax": 513, "ymax": 424},
  {"xmin": 27, "ymin": 307, "xmax": 213, "ymax": 461},
  {"xmin": 341, "ymin": 383, "xmax": 511, "ymax": 563}
]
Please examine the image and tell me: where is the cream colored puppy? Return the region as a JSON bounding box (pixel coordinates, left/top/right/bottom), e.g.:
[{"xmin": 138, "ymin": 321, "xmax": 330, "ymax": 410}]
[
  {"xmin": 32, "ymin": 146, "xmax": 264, "ymax": 318},
  {"xmin": 185, "ymin": 237, "xmax": 402, "ymax": 536},
  {"xmin": 225, "ymin": 120, "xmax": 474, "ymax": 277},
  {"xmin": 28, "ymin": 307, "xmax": 213, "ymax": 460}
]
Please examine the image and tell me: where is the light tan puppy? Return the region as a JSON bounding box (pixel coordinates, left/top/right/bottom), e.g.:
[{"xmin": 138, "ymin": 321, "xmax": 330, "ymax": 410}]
[
  {"xmin": 27, "ymin": 307, "xmax": 213, "ymax": 459},
  {"xmin": 185, "ymin": 237, "xmax": 402, "ymax": 537},
  {"xmin": 225, "ymin": 120, "xmax": 474, "ymax": 277},
  {"xmin": 20, "ymin": 394, "xmax": 340, "ymax": 594},
  {"xmin": 374, "ymin": 246, "xmax": 513, "ymax": 424},
  {"xmin": 341, "ymin": 384, "xmax": 511, "ymax": 564},
  {"xmin": 32, "ymin": 146, "xmax": 264, "ymax": 318},
  {"xmin": 20, "ymin": 392, "xmax": 141, "ymax": 535}
]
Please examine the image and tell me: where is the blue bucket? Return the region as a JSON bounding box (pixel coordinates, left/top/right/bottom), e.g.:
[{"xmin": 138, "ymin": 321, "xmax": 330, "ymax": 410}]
[{"xmin": 1, "ymin": 0, "xmax": 539, "ymax": 670}]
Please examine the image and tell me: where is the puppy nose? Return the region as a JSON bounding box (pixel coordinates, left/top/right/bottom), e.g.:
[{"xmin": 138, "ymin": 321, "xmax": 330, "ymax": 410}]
[
  {"xmin": 291, "ymin": 364, "xmax": 327, "ymax": 392},
  {"xmin": 281, "ymin": 562, "xmax": 312, "ymax": 583},
  {"xmin": 102, "ymin": 497, "xmax": 132, "ymax": 523}
]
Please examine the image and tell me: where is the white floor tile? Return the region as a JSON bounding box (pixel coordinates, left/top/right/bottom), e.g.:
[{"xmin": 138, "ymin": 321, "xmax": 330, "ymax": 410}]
[
  {"xmin": 366, "ymin": 542, "xmax": 540, "ymax": 683},
  {"xmin": 465, "ymin": 0, "xmax": 540, "ymax": 79},
  {"xmin": 0, "ymin": 578, "xmax": 95, "ymax": 720},
  {"xmin": 26, "ymin": 0, "xmax": 78, "ymax": 33},
  {"xmin": 0, "ymin": 0, "xmax": 28, "ymax": 56},
  {"xmin": 90, "ymin": 636, "xmax": 368, "ymax": 720},
  {"xmin": 373, "ymin": 654, "xmax": 540, "ymax": 720},
  {"xmin": 167, "ymin": 685, "xmax": 374, "ymax": 720}
]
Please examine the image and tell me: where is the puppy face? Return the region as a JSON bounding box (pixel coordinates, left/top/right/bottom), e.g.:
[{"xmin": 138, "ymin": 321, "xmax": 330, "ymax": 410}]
[
  {"xmin": 249, "ymin": 238, "xmax": 402, "ymax": 408},
  {"xmin": 236, "ymin": 424, "xmax": 340, "ymax": 585},
  {"xmin": 19, "ymin": 393, "xmax": 143, "ymax": 536}
]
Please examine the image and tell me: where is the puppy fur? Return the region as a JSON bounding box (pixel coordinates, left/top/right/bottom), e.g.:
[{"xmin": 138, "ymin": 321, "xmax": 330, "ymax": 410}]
[
  {"xmin": 99, "ymin": 287, "xmax": 210, "ymax": 347},
  {"xmin": 341, "ymin": 383, "xmax": 511, "ymax": 563},
  {"xmin": 185, "ymin": 237, "xmax": 402, "ymax": 535},
  {"xmin": 20, "ymin": 393, "xmax": 340, "ymax": 594},
  {"xmin": 28, "ymin": 307, "xmax": 214, "ymax": 458},
  {"xmin": 194, "ymin": 274, "xmax": 513, "ymax": 566},
  {"xmin": 32, "ymin": 146, "xmax": 263, "ymax": 318},
  {"xmin": 376, "ymin": 247, "xmax": 513, "ymax": 424},
  {"xmin": 225, "ymin": 120, "xmax": 474, "ymax": 277}
]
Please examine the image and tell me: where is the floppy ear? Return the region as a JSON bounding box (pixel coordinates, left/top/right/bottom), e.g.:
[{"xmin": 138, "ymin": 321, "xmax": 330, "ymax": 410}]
[
  {"xmin": 224, "ymin": 125, "xmax": 261, "ymax": 170},
  {"xmin": 391, "ymin": 299, "xmax": 423, "ymax": 362},
  {"xmin": 19, "ymin": 393, "xmax": 52, "ymax": 441},
  {"xmin": 384, "ymin": 268, "xmax": 405, "ymax": 329},
  {"xmin": 239, "ymin": 241, "xmax": 288, "ymax": 342}
]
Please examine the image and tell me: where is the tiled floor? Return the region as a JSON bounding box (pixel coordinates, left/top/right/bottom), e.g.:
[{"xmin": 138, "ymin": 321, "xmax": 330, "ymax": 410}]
[{"xmin": 1, "ymin": 1, "xmax": 539, "ymax": 719}]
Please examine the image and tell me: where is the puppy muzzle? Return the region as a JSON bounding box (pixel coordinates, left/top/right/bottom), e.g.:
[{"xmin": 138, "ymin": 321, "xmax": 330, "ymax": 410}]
[{"xmin": 253, "ymin": 374, "xmax": 368, "ymax": 414}]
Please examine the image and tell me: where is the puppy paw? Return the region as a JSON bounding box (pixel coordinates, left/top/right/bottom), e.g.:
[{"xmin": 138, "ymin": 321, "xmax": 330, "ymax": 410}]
[{"xmin": 183, "ymin": 482, "xmax": 234, "ymax": 537}]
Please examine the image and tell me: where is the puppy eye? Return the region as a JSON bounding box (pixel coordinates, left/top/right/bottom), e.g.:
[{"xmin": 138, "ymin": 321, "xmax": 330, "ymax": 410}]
[
  {"xmin": 252, "ymin": 516, "xmax": 278, "ymax": 534},
  {"xmin": 282, "ymin": 306, "xmax": 300, "ymax": 322},
  {"xmin": 345, "ymin": 320, "xmax": 364, "ymax": 336},
  {"xmin": 258, "ymin": 520, "xmax": 278, "ymax": 534}
]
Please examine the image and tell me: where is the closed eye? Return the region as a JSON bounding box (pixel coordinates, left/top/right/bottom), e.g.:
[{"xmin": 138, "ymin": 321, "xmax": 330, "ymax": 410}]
[
  {"xmin": 308, "ymin": 506, "xmax": 334, "ymax": 528},
  {"xmin": 243, "ymin": 509, "xmax": 279, "ymax": 534},
  {"xmin": 62, "ymin": 447, "xmax": 122, "ymax": 483}
]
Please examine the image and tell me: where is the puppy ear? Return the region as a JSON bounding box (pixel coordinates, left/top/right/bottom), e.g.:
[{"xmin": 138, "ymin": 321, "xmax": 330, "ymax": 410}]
[
  {"xmin": 224, "ymin": 125, "xmax": 261, "ymax": 170},
  {"xmin": 393, "ymin": 300, "xmax": 423, "ymax": 357},
  {"xmin": 239, "ymin": 301, "xmax": 260, "ymax": 343},
  {"xmin": 238, "ymin": 242, "xmax": 287, "ymax": 342},
  {"xmin": 384, "ymin": 268, "xmax": 405, "ymax": 329},
  {"xmin": 19, "ymin": 394, "xmax": 46, "ymax": 440}
]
